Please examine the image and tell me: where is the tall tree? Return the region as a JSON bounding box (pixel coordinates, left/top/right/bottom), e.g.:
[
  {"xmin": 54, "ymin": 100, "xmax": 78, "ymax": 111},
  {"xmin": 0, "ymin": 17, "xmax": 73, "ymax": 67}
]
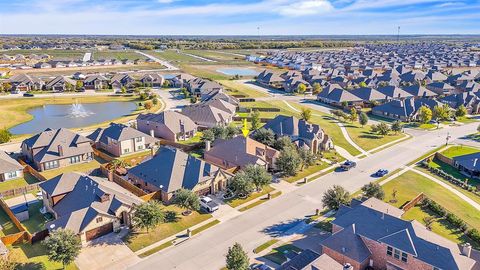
[
  {"xmin": 299, "ymin": 147, "xmax": 315, "ymax": 170},
  {"xmin": 358, "ymin": 111, "xmax": 368, "ymax": 127},
  {"xmin": 172, "ymin": 189, "xmax": 200, "ymax": 215},
  {"xmin": 276, "ymin": 146, "xmax": 301, "ymax": 176},
  {"xmin": 0, "ymin": 128, "xmax": 12, "ymax": 144},
  {"xmin": 418, "ymin": 106, "xmax": 432, "ymax": 124},
  {"xmin": 229, "ymin": 172, "xmax": 255, "ymax": 197},
  {"xmin": 274, "ymin": 136, "xmax": 295, "ymax": 151},
  {"xmin": 297, "ymin": 83, "xmax": 307, "ymax": 94},
  {"xmin": 300, "ymin": 108, "xmax": 312, "ymax": 122},
  {"xmin": 226, "ymin": 243, "xmax": 249, "ymax": 270},
  {"xmin": 361, "ymin": 182, "xmax": 385, "ymax": 200},
  {"xmin": 322, "ymin": 185, "xmax": 350, "ymax": 210},
  {"xmin": 312, "ymin": 82, "xmax": 322, "ymax": 94},
  {"xmin": 242, "ymin": 165, "xmax": 272, "ymax": 191},
  {"xmin": 455, "ymin": 105, "xmax": 467, "ymax": 118},
  {"xmin": 252, "ymin": 128, "xmax": 275, "ymax": 147},
  {"xmin": 433, "ymin": 104, "xmax": 451, "ymax": 121},
  {"xmin": 43, "ymin": 228, "xmax": 82, "ymax": 269},
  {"xmin": 133, "ymin": 201, "xmax": 164, "ymax": 232},
  {"xmin": 250, "ymin": 110, "xmax": 261, "ymax": 131}
]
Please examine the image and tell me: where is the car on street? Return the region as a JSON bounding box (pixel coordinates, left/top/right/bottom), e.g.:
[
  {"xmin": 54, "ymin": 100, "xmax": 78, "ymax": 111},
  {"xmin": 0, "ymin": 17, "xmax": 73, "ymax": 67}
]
[
  {"xmin": 23, "ymin": 93, "xmax": 34, "ymax": 97},
  {"xmin": 340, "ymin": 160, "xmax": 356, "ymax": 171},
  {"xmin": 200, "ymin": 196, "xmax": 219, "ymax": 213},
  {"xmin": 373, "ymin": 169, "xmax": 389, "ymax": 177}
]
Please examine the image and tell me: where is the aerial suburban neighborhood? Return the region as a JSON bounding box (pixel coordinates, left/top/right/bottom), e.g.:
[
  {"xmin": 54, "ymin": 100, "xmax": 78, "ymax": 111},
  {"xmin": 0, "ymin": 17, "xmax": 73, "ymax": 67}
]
[{"xmin": 1, "ymin": 1, "xmax": 480, "ymax": 270}]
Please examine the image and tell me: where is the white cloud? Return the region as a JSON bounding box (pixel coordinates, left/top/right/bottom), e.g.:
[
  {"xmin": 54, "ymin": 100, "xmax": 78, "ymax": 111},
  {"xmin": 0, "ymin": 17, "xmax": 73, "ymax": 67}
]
[
  {"xmin": 157, "ymin": 0, "xmax": 181, "ymax": 3},
  {"xmin": 275, "ymin": 0, "xmax": 334, "ymax": 16}
]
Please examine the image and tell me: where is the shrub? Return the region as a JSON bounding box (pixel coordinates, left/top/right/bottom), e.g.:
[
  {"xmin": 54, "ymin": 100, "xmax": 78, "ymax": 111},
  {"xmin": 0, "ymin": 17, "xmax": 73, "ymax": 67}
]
[{"xmin": 467, "ymin": 229, "xmax": 480, "ymax": 243}]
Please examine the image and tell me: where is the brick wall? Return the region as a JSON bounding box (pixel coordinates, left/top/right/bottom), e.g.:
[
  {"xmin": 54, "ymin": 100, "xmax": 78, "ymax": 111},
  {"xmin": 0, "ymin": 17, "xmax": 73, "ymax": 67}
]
[
  {"xmin": 434, "ymin": 152, "xmax": 454, "ymax": 166},
  {"xmin": 401, "ymin": 192, "xmax": 425, "ymax": 212}
]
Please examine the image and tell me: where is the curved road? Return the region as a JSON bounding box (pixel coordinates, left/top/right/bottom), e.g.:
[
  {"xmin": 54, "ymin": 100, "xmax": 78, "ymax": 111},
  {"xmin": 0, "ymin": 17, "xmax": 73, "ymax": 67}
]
[{"xmin": 129, "ymin": 123, "xmax": 478, "ymax": 270}]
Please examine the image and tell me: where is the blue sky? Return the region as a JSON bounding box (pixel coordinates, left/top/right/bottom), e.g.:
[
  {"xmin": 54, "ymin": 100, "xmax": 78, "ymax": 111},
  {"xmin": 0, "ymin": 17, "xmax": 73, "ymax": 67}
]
[{"xmin": 1, "ymin": 0, "xmax": 480, "ymax": 35}]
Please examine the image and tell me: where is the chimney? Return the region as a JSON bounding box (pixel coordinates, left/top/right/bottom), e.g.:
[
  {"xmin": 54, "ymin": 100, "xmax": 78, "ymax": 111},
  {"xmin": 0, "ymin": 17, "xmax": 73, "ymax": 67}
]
[
  {"xmin": 280, "ymin": 121, "xmax": 283, "ymax": 135},
  {"xmin": 58, "ymin": 145, "xmax": 64, "ymax": 156},
  {"xmin": 352, "ymin": 223, "xmax": 356, "ymax": 234},
  {"xmin": 205, "ymin": 140, "xmax": 211, "ymax": 152},
  {"xmin": 381, "ymin": 212, "xmax": 385, "ymax": 220},
  {"xmin": 461, "ymin": 243, "xmax": 472, "ymax": 257},
  {"xmin": 150, "ymin": 129, "xmax": 155, "ymax": 138},
  {"xmin": 343, "ymin": 263, "xmax": 353, "ymax": 270},
  {"xmin": 474, "ymin": 159, "xmax": 478, "ymax": 168}
]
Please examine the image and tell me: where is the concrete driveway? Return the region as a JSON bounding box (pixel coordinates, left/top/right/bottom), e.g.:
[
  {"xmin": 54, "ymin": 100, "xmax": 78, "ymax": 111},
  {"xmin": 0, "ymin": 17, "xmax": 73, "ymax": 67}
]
[{"xmin": 76, "ymin": 228, "xmax": 139, "ymax": 270}]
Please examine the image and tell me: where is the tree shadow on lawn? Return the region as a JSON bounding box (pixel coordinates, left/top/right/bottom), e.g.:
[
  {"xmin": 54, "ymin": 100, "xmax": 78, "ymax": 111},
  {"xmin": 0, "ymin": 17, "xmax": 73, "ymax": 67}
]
[{"xmin": 165, "ymin": 210, "xmax": 180, "ymax": 223}]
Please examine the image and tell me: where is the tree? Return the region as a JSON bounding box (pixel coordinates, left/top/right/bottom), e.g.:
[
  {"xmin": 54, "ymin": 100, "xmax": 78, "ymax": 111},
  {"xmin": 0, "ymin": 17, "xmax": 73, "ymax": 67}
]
[
  {"xmin": 144, "ymin": 100, "xmax": 153, "ymax": 110},
  {"xmin": 252, "ymin": 128, "xmax": 275, "ymax": 147},
  {"xmin": 297, "ymin": 83, "xmax": 307, "ymax": 94},
  {"xmin": 358, "ymin": 81, "xmax": 367, "ymax": 88},
  {"xmin": 226, "ymin": 243, "xmax": 249, "ymax": 270},
  {"xmin": 0, "ymin": 128, "xmax": 12, "ymax": 144},
  {"xmin": 250, "ymin": 110, "xmax": 261, "ymax": 131},
  {"xmin": 312, "ymin": 82, "xmax": 322, "ymax": 94},
  {"xmin": 455, "ymin": 105, "xmax": 467, "ymax": 118},
  {"xmin": 172, "ymin": 188, "xmax": 200, "ymax": 215},
  {"xmin": 322, "ymin": 185, "xmax": 350, "ymax": 210},
  {"xmin": 43, "ymin": 228, "xmax": 82, "ymax": 269},
  {"xmin": 371, "ymin": 122, "xmax": 390, "ymax": 136},
  {"xmin": 120, "ymin": 86, "xmax": 127, "ymax": 93},
  {"xmin": 433, "ymin": 104, "xmax": 451, "ymax": 121},
  {"xmin": 201, "ymin": 129, "xmax": 215, "ymax": 143},
  {"xmin": 391, "ymin": 121, "xmax": 403, "ymax": 134},
  {"xmin": 107, "ymin": 159, "xmax": 128, "ymax": 171},
  {"xmin": 242, "ymin": 164, "xmax": 271, "ymax": 191},
  {"xmin": 75, "ymin": 81, "xmax": 83, "ymax": 90},
  {"xmin": 359, "ymin": 111, "xmax": 368, "ymax": 127},
  {"xmin": 163, "ymin": 80, "xmax": 171, "ymax": 88},
  {"xmin": 132, "ymin": 200, "xmax": 164, "ymax": 232},
  {"xmin": 299, "ymin": 147, "xmax": 315, "ymax": 170},
  {"xmin": 418, "ymin": 105, "xmax": 433, "ymax": 124},
  {"xmin": 300, "ymin": 108, "xmax": 312, "ymax": 122},
  {"xmin": 274, "ymin": 136, "xmax": 295, "ymax": 151},
  {"xmin": 361, "ymin": 182, "xmax": 385, "ymax": 200},
  {"xmin": 0, "ymin": 254, "xmax": 18, "ymax": 270},
  {"xmin": 349, "ymin": 107, "xmax": 358, "ymax": 122},
  {"xmin": 229, "ymin": 172, "xmax": 255, "ymax": 197},
  {"xmin": 276, "ymin": 146, "xmax": 301, "ymax": 176}
]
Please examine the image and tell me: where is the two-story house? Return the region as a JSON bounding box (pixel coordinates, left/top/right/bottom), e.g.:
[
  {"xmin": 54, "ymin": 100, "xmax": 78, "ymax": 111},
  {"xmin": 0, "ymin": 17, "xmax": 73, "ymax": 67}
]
[
  {"xmin": 87, "ymin": 123, "xmax": 158, "ymax": 157},
  {"xmin": 0, "ymin": 151, "xmax": 24, "ymax": 182},
  {"xmin": 21, "ymin": 128, "xmax": 94, "ymax": 172},
  {"xmin": 136, "ymin": 111, "xmax": 198, "ymax": 142}
]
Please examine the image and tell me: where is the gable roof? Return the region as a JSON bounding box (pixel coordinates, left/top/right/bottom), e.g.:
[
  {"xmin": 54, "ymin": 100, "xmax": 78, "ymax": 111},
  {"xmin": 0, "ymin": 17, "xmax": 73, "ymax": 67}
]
[
  {"xmin": 262, "ymin": 115, "xmax": 323, "ymax": 141},
  {"xmin": 321, "ymin": 224, "xmax": 371, "ymax": 263},
  {"xmin": 137, "ymin": 111, "xmax": 198, "ymax": 134},
  {"xmin": 87, "ymin": 123, "xmax": 157, "ymax": 145},
  {"xmin": 351, "ymin": 87, "xmax": 386, "ymax": 101},
  {"xmin": 377, "ymin": 86, "xmax": 413, "ymax": 99},
  {"xmin": 0, "ymin": 151, "xmax": 24, "ymax": 174},
  {"xmin": 128, "ymin": 147, "xmax": 221, "ymax": 193},
  {"xmin": 453, "ymin": 152, "xmax": 480, "ymax": 171}
]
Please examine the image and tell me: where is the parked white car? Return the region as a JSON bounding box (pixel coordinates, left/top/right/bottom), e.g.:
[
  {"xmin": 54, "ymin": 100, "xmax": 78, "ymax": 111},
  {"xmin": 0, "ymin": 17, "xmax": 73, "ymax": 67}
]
[{"xmin": 200, "ymin": 196, "xmax": 219, "ymax": 213}]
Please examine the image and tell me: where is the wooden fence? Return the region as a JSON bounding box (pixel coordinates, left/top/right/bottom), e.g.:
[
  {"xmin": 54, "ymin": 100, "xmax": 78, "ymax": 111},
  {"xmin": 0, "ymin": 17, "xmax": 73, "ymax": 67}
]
[
  {"xmin": 159, "ymin": 139, "xmax": 201, "ymax": 152},
  {"xmin": 18, "ymin": 159, "xmax": 47, "ymax": 182},
  {"xmin": 140, "ymin": 191, "xmax": 162, "ymax": 202},
  {"xmin": 0, "ymin": 198, "xmax": 31, "ymax": 245},
  {"xmin": 401, "ymin": 192, "xmax": 426, "ymax": 212},
  {"xmin": 93, "ymin": 148, "xmax": 115, "ymax": 162},
  {"xmin": 232, "ymin": 116, "xmax": 272, "ymax": 123},
  {"xmin": 99, "ymin": 165, "xmax": 147, "ymax": 197},
  {"xmin": 0, "ymin": 183, "xmax": 40, "ymax": 198}
]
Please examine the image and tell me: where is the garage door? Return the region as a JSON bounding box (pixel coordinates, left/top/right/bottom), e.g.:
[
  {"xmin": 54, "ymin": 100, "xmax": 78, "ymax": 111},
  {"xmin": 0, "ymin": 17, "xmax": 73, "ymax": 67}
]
[
  {"xmin": 196, "ymin": 186, "xmax": 211, "ymax": 196},
  {"xmin": 85, "ymin": 222, "xmax": 113, "ymax": 242}
]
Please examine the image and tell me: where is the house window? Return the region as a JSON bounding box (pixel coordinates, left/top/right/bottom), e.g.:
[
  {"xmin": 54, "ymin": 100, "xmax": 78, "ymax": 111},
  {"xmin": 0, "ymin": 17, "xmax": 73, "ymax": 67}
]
[
  {"xmin": 394, "ymin": 249, "xmax": 400, "ymax": 259},
  {"xmin": 387, "ymin": 246, "xmax": 408, "ymax": 263},
  {"xmin": 44, "ymin": 160, "xmax": 59, "ymax": 170},
  {"xmin": 401, "ymin": 252, "xmax": 408, "ymax": 263},
  {"xmin": 135, "ymin": 137, "xmax": 142, "ymax": 142},
  {"xmin": 70, "ymin": 156, "xmax": 81, "ymax": 164},
  {"xmin": 387, "ymin": 246, "xmax": 393, "ymax": 256},
  {"xmin": 96, "ymin": 217, "xmax": 103, "ymax": 223},
  {"xmin": 123, "ymin": 148, "xmax": 130, "ymax": 154},
  {"xmin": 137, "ymin": 145, "xmax": 144, "ymax": 150},
  {"xmin": 7, "ymin": 171, "xmax": 18, "ymax": 178}
]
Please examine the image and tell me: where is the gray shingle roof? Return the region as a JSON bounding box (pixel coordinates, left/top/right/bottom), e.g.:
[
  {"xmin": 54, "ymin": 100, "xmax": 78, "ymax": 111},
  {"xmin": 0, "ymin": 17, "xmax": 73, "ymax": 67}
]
[
  {"xmin": 137, "ymin": 111, "xmax": 198, "ymax": 135},
  {"xmin": 0, "ymin": 151, "xmax": 23, "ymax": 174},
  {"xmin": 88, "ymin": 123, "xmax": 157, "ymax": 145}
]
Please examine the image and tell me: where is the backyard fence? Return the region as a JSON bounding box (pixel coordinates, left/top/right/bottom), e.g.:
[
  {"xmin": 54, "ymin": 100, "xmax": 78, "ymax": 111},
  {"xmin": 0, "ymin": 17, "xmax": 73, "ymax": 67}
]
[
  {"xmin": 239, "ymin": 107, "xmax": 281, "ymax": 113},
  {"xmin": 93, "ymin": 148, "xmax": 115, "ymax": 162},
  {"xmin": 232, "ymin": 116, "xmax": 272, "ymax": 123},
  {"xmin": 239, "ymin": 98, "xmax": 256, "ymax": 102},
  {"xmin": 18, "ymin": 159, "xmax": 47, "ymax": 182},
  {"xmin": 0, "ymin": 183, "xmax": 40, "ymax": 198},
  {"xmin": 99, "ymin": 165, "xmax": 147, "ymax": 197},
  {"xmin": 159, "ymin": 139, "xmax": 201, "ymax": 152},
  {"xmin": 0, "ymin": 198, "xmax": 31, "ymax": 245}
]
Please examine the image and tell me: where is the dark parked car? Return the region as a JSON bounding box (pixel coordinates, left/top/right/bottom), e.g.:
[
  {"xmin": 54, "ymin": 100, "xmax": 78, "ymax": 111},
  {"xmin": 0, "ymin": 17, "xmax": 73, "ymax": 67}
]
[
  {"xmin": 23, "ymin": 93, "xmax": 34, "ymax": 97},
  {"xmin": 340, "ymin": 160, "xmax": 357, "ymax": 171},
  {"xmin": 373, "ymin": 169, "xmax": 389, "ymax": 177}
]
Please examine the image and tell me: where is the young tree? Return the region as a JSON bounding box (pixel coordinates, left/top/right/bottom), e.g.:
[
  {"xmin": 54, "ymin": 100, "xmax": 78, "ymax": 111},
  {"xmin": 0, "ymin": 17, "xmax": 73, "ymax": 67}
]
[
  {"xmin": 297, "ymin": 83, "xmax": 307, "ymax": 94},
  {"xmin": 299, "ymin": 147, "xmax": 315, "ymax": 170},
  {"xmin": 418, "ymin": 105, "xmax": 433, "ymax": 124},
  {"xmin": 107, "ymin": 159, "xmax": 128, "ymax": 171},
  {"xmin": 358, "ymin": 111, "xmax": 368, "ymax": 127},
  {"xmin": 43, "ymin": 228, "xmax": 82, "ymax": 269},
  {"xmin": 312, "ymin": 82, "xmax": 322, "ymax": 94},
  {"xmin": 433, "ymin": 104, "xmax": 451, "ymax": 121},
  {"xmin": 276, "ymin": 146, "xmax": 301, "ymax": 176},
  {"xmin": 391, "ymin": 120, "xmax": 403, "ymax": 134},
  {"xmin": 201, "ymin": 129, "xmax": 215, "ymax": 143},
  {"xmin": 300, "ymin": 108, "xmax": 312, "ymax": 122},
  {"xmin": 250, "ymin": 110, "xmax": 261, "ymax": 131},
  {"xmin": 226, "ymin": 243, "xmax": 249, "ymax": 270},
  {"xmin": 242, "ymin": 164, "xmax": 271, "ymax": 191},
  {"xmin": 349, "ymin": 107, "xmax": 358, "ymax": 122},
  {"xmin": 252, "ymin": 128, "xmax": 275, "ymax": 147},
  {"xmin": 0, "ymin": 128, "xmax": 12, "ymax": 144},
  {"xmin": 455, "ymin": 105, "xmax": 467, "ymax": 118},
  {"xmin": 75, "ymin": 81, "xmax": 83, "ymax": 91},
  {"xmin": 361, "ymin": 182, "xmax": 385, "ymax": 200},
  {"xmin": 229, "ymin": 173, "xmax": 255, "ymax": 197},
  {"xmin": 144, "ymin": 100, "xmax": 153, "ymax": 110},
  {"xmin": 172, "ymin": 188, "xmax": 200, "ymax": 215},
  {"xmin": 371, "ymin": 122, "xmax": 390, "ymax": 136},
  {"xmin": 322, "ymin": 185, "xmax": 350, "ymax": 210},
  {"xmin": 132, "ymin": 200, "xmax": 164, "ymax": 232},
  {"xmin": 274, "ymin": 136, "xmax": 295, "ymax": 151}
]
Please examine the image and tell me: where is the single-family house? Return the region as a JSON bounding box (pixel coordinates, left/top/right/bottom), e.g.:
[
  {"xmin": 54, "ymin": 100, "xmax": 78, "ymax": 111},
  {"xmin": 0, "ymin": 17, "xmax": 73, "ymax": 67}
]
[
  {"xmin": 137, "ymin": 111, "xmax": 198, "ymax": 142},
  {"xmin": 139, "ymin": 73, "xmax": 165, "ymax": 87},
  {"xmin": 45, "ymin": 76, "xmax": 77, "ymax": 92},
  {"xmin": 181, "ymin": 104, "xmax": 234, "ymax": 129},
  {"xmin": 83, "ymin": 74, "xmax": 109, "ymax": 90},
  {"xmin": 256, "ymin": 70, "xmax": 284, "ymax": 89},
  {"xmin": 0, "ymin": 151, "xmax": 24, "ymax": 182}
]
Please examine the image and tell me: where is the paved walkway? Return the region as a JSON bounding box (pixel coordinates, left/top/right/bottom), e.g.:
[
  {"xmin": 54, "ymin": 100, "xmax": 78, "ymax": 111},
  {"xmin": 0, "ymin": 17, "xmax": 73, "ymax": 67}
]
[
  {"xmin": 180, "ymin": 52, "xmax": 216, "ymax": 62},
  {"xmin": 135, "ymin": 51, "xmax": 179, "ymax": 70}
]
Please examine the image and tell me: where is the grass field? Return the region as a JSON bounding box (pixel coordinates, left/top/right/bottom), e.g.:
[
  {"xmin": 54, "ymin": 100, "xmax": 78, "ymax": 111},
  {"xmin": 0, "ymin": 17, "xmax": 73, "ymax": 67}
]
[
  {"xmin": 146, "ymin": 50, "xmax": 201, "ymax": 63},
  {"xmin": 3, "ymin": 49, "xmax": 85, "ymax": 60},
  {"xmin": 217, "ymin": 80, "xmax": 269, "ymax": 98},
  {"xmin": 93, "ymin": 51, "xmax": 143, "ymax": 60},
  {"xmin": 124, "ymin": 205, "xmax": 211, "ymax": 252},
  {"xmin": 184, "ymin": 50, "xmax": 242, "ymax": 62},
  {"xmin": 0, "ymin": 207, "xmax": 19, "ymax": 236},
  {"xmin": 263, "ymin": 243, "xmax": 303, "ymax": 265},
  {"xmin": 284, "ymin": 162, "xmax": 331, "ymax": 183},
  {"xmin": 343, "ymin": 122, "xmax": 407, "ymax": 151},
  {"xmin": 0, "ymin": 173, "xmax": 39, "ymax": 193},
  {"xmin": 440, "ymin": 145, "xmax": 480, "ymax": 158},
  {"xmin": 9, "ymin": 243, "xmax": 78, "ymax": 270},
  {"xmin": 382, "ymin": 170, "xmax": 480, "ymax": 229}
]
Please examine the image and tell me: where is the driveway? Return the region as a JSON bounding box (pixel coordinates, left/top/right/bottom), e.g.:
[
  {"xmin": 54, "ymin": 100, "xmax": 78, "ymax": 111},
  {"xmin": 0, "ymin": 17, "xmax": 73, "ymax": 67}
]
[
  {"xmin": 76, "ymin": 228, "xmax": 139, "ymax": 270},
  {"xmin": 152, "ymin": 88, "xmax": 190, "ymax": 111}
]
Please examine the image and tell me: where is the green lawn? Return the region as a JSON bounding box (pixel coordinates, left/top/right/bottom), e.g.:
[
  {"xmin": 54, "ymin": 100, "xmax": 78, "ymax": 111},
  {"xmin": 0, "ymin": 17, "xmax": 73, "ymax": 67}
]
[
  {"xmin": 238, "ymin": 191, "xmax": 281, "ymax": 212},
  {"xmin": 184, "ymin": 50, "xmax": 241, "ymax": 62},
  {"xmin": 402, "ymin": 206, "xmax": 480, "ymax": 249},
  {"xmin": 456, "ymin": 117, "xmax": 478, "ymax": 124},
  {"xmin": 138, "ymin": 241, "xmax": 173, "ymax": 258},
  {"xmin": 0, "ymin": 173, "xmax": 39, "ymax": 193},
  {"xmin": 180, "ymin": 64, "xmax": 231, "ymax": 81},
  {"xmin": 10, "ymin": 243, "xmax": 78, "ymax": 270},
  {"xmin": 39, "ymin": 156, "xmax": 107, "ymax": 180},
  {"xmin": 119, "ymin": 151, "xmax": 152, "ymax": 166},
  {"xmin": 440, "ymin": 145, "xmax": 480, "ymax": 158},
  {"xmin": 4, "ymin": 49, "xmax": 85, "ymax": 60},
  {"xmin": 146, "ymin": 50, "xmax": 200, "ymax": 63},
  {"xmin": 263, "ymin": 243, "xmax": 303, "ymax": 265},
  {"xmin": 284, "ymin": 162, "xmax": 330, "ymax": 183},
  {"xmin": 124, "ymin": 205, "xmax": 212, "ymax": 252},
  {"xmin": 226, "ymin": 186, "xmax": 274, "ymax": 208},
  {"xmin": 343, "ymin": 123, "xmax": 407, "ymax": 151},
  {"xmin": 0, "ymin": 207, "xmax": 20, "ymax": 236},
  {"xmin": 178, "ymin": 132, "xmax": 203, "ymax": 145},
  {"xmin": 218, "ymin": 80, "xmax": 269, "ymax": 98},
  {"xmin": 382, "ymin": 170, "xmax": 480, "ymax": 229},
  {"xmin": 254, "ymin": 239, "xmax": 280, "ymax": 254},
  {"xmin": 314, "ymin": 217, "xmax": 334, "ymax": 232},
  {"xmin": 93, "ymin": 51, "xmax": 143, "ymax": 60},
  {"xmin": 21, "ymin": 202, "xmax": 47, "ymax": 234},
  {"xmin": 191, "ymin": 219, "xmax": 220, "ymax": 235},
  {"xmin": 428, "ymin": 159, "xmax": 480, "ymax": 186}
]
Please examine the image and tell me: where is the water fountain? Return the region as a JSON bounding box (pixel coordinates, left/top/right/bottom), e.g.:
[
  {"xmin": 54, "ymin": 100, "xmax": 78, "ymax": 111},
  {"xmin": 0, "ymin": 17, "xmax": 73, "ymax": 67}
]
[{"xmin": 70, "ymin": 101, "xmax": 94, "ymax": 118}]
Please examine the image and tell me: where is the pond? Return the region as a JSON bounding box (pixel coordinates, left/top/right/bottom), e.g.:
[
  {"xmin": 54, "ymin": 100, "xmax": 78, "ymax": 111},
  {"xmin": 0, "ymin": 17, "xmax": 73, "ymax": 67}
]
[
  {"xmin": 216, "ymin": 68, "xmax": 258, "ymax": 76},
  {"xmin": 10, "ymin": 101, "xmax": 138, "ymax": 135}
]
